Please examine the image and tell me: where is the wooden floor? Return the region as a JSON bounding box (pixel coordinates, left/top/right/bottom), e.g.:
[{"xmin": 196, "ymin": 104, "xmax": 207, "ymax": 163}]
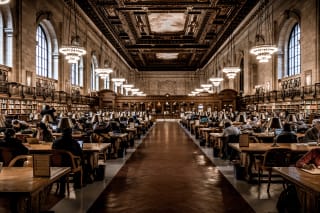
[{"xmin": 88, "ymin": 122, "xmax": 254, "ymax": 213}]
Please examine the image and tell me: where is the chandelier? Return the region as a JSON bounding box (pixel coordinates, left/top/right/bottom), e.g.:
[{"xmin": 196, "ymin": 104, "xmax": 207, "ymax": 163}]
[
  {"xmin": 222, "ymin": 67, "xmax": 240, "ymax": 79},
  {"xmin": 112, "ymin": 78, "xmax": 126, "ymax": 86},
  {"xmin": 222, "ymin": 33, "xmax": 240, "ymax": 79},
  {"xmin": 95, "ymin": 68, "xmax": 113, "ymax": 76},
  {"xmin": 250, "ymin": 0, "xmax": 277, "ymax": 63},
  {"xmin": 0, "ymin": 0, "xmax": 10, "ymax": 5},
  {"xmin": 209, "ymin": 77, "xmax": 223, "ymax": 87},
  {"xmin": 59, "ymin": 0, "xmax": 86, "ymax": 64},
  {"xmin": 200, "ymin": 84, "xmax": 212, "ymax": 90}
]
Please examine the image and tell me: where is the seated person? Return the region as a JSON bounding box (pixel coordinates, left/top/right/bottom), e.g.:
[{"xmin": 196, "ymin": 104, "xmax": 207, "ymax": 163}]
[
  {"xmin": 35, "ymin": 122, "xmax": 54, "ymax": 142},
  {"xmin": 303, "ymin": 119, "xmax": 320, "ymax": 142},
  {"xmin": 52, "ymin": 126, "xmax": 83, "ymax": 193},
  {"xmin": 276, "ymin": 123, "xmax": 298, "ymax": 143},
  {"xmin": 0, "ymin": 128, "xmax": 29, "ymax": 166},
  {"xmin": 71, "ymin": 118, "xmax": 84, "ymax": 132},
  {"xmin": 12, "ymin": 119, "xmax": 29, "ymax": 132},
  {"xmin": 296, "ymin": 148, "xmax": 320, "ymax": 170},
  {"xmin": 221, "ymin": 121, "xmax": 240, "ymax": 159}
]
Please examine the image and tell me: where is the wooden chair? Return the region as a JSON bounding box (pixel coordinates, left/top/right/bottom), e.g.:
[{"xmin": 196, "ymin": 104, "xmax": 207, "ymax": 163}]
[
  {"xmin": 8, "ymin": 155, "xmax": 33, "ymax": 167},
  {"xmin": 0, "ymin": 147, "xmax": 14, "ymax": 166},
  {"xmin": 257, "ymin": 148, "xmax": 291, "ymax": 192},
  {"xmin": 50, "ymin": 149, "xmax": 83, "ymax": 196}
]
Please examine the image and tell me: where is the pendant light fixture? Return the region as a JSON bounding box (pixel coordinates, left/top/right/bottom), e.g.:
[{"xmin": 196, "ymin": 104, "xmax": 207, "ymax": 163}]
[
  {"xmin": 250, "ymin": 0, "xmax": 277, "ymax": 63},
  {"xmin": 59, "ymin": 0, "xmax": 86, "ymax": 64}
]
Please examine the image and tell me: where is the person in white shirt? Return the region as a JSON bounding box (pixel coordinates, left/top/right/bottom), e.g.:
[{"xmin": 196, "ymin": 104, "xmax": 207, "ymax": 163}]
[{"xmin": 222, "ymin": 121, "xmax": 240, "ymax": 160}]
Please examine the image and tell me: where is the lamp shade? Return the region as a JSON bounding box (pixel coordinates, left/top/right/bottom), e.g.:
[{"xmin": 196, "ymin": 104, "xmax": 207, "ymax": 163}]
[
  {"xmin": 267, "ymin": 117, "xmax": 283, "ymax": 129},
  {"xmin": 286, "ymin": 114, "xmax": 297, "ymax": 123},
  {"xmin": 236, "ymin": 114, "xmax": 246, "ymax": 123},
  {"xmin": 58, "ymin": 117, "xmax": 73, "ymax": 130}
]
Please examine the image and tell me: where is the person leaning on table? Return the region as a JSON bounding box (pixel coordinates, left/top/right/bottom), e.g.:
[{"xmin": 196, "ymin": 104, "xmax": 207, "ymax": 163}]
[
  {"xmin": 0, "ymin": 128, "xmax": 29, "ymax": 166},
  {"xmin": 303, "ymin": 119, "xmax": 320, "ymax": 142},
  {"xmin": 296, "ymin": 148, "xmax": 320, "ymax": 170}
]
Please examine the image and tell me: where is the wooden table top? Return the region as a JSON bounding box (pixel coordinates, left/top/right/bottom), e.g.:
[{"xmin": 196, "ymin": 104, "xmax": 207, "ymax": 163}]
[
  {"xmin": 252, "ymin": 132, "xmax": 305, "ymax": 138},
  {"xmin": 273, "ymin": 167, "xmax": 320, "ymax": 195},
  {"xmin": 51, "ymin": 133, "xmax": 85, "ymax": 138},
  {"xmin": 25, "ymin": 143, "xmax": 110, "ymax": 153},
  {"xmin": 209, "ymin": 132, "xmax": 224, "ymax": 138},
  {"xmin": 229, "ymin": 143, "xmax": 315, "ymax": 154},
  {"xmin": 107, "ymin": 132, "xmax": 128, "ymax": 138},
  {"xmin": 0, "ymin": 167, "xmax": 70, "ymax": 195}
]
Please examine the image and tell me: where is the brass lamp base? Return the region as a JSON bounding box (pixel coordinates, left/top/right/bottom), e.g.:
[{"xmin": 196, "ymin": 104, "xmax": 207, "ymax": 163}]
[{"xmin": 271, "ymin": 142, "xmax": 280, "ymax": 147}]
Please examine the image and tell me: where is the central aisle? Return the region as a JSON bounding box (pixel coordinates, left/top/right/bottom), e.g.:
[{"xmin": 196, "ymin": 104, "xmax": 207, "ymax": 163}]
[{"xmin": 88, "ymin": 122, "xmax": 254, "ymax": 213}]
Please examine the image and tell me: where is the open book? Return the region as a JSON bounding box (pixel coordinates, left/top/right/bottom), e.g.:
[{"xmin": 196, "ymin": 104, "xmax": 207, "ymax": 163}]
[{"xmin": 301, "ymin": 168, "xmax": 320, "ymax": 175}]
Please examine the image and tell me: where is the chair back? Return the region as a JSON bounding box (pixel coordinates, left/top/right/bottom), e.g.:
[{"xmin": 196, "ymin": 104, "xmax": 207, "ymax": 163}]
[
  {"xmin": 8, "ymin": 155, "xmax": 33, "ymax": 167},
  {"xmin": 263, "ymin": 148, "xmax": 291, "ymax": 168},
  {"xmin": 0, "ymin": 147, "xmax": 14, "ymax": 166},
  {"xmin": 50, "ymin": 149, "xmax": 81, "ymax": 172},
  {"xmin": 239, "ymin": 133, "xmax": 249, "ymax": 147}
]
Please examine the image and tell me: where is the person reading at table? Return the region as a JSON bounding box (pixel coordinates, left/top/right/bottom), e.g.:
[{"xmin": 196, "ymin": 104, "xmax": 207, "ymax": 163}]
[
  {"xmin": 35, "ymin": 122, "xmax": 54, "ymax": 142},
  {"xmin": 296, "ymin": 148, "xmax": 320, "ymax": 170},
  {"xmin": 303, "ymin": 119, "xmax": 320, "ymax": 142},
  {"xmin": 52, "ymin": 122, "xmax": 83, "ymax": 193},
  {"xmin": 12, "ymin": 119, "xmax": 29, "ymax": 132},
  {"xmin": 221, "ymin": 121, "xmax": 240, "ymax": 160},
  {"xmin": 275, "ymin": 123, "xmax": 298, "ymax": 143},
  {"xmin": 0, "ymin": 128, "xmax": 29, "ymax": 166}
]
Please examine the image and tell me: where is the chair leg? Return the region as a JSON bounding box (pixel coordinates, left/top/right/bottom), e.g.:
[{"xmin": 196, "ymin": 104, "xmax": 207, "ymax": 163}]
[
  {"xmin": 258, "ymin": 168, "xmax": 262, "ymax": 186},
  {"xmin": 267, "ymin": 170, "xmax": 272, "ymax": 192},
  {"xmin": 66, "ymin": 174, "xmax": 70, "ymax": 196}
]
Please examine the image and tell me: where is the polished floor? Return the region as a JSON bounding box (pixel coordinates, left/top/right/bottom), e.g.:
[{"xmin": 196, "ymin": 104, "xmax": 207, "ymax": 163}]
[{"xmin": 51, "ymin": 121, "xmax": 282, "ymax": 213}]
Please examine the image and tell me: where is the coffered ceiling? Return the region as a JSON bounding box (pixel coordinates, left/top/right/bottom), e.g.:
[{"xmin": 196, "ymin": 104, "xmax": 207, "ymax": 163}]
[{"xmin": 75, "ymin": 0, "xmax": 259, "ymax": 71}]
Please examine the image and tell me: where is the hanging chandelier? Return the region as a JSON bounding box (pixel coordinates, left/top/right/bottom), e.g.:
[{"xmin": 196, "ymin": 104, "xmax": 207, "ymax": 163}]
[
  {"xmin": 112, "ymin": 78, "xmax": 126, "ymax": 86},
  {"xmin": 209, "ymin": 77, "xmax": 223, "ymax": 87},
  {"xmin": 250, "ymin": 0, "xmax": 277, "ymax": 63},
  {"xmin": 200, "ymin": 84, "xmax": 212, "ymax": 90},
  {"xmin": 0, "ymin": 0, "xmax": 10, "ymax": 5},
  {"xmin": 222, "ymin": 33, "xmax": 240, "ymax": 79},
  {"xmin": 222, "ymin": 66, "xmax": 240, "ymax": 79},
  {"xmin": 95, "ymin": 68, "xmax": 113, "ymax": 76},
  {"xmin": 59, "ymin": 0, "xmax": 86, "ymax": 64}
]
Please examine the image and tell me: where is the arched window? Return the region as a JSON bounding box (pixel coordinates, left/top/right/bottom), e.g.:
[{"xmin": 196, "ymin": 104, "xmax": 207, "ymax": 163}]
[
  {"xmin": 0, "ymin": 8, "xmax": 13, "ymax": 67},
  {"xmin": 71, "ymin": 58, "xmax": 83, "ymax": 86},
  {"xmin": 35, "ymin": 20, "xmax": 58, "ymax": 80},
  {"xmin": 287, "ymin": 24, "xmax": 300, "ymax": 76},
  {"xmin": 36, "ymin": 25, "xmax": 49, "ymax": 77}
]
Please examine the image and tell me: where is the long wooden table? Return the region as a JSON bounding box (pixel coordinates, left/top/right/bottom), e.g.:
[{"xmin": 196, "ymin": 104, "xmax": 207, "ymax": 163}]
[
  {"xmin": 273, "ymin": 167, "xmax": 320, "ymax": 212},
  {"xmin": 0, "ymin": 167, "xmax": 70, "ymax": 213},
  {"xmin": 25, "ymin": 143, "xmax": 111, "ymax": 173},
  {"xmin": 229, "ymin": 143, "xmax": 313, "ymax": 182}
]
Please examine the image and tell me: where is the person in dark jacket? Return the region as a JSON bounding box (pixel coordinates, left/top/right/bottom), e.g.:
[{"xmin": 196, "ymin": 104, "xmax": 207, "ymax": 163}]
[
  {"xmin": 276, "ymin": 123, "xmax": 298, "ymax": 143},
  {"xmin": 52, "ymin": 124, "xmax": 83, "ymax": 194},
  {"xmin": 0, "ymin": 128, "xmax": 29, "ymax": 166}
]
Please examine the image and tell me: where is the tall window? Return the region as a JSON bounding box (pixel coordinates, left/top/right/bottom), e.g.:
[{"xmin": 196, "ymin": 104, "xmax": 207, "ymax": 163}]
[
  {"xmin": 287, "ymin": 24, "xmax": 300, "ymax": 76},
  {"xmin": 71, "ymin": 58, "xmax": 83, "ymax": 86},
  {"xmin": 36, "ymin": 25, "xmax": 49, "ymax": 77},
  {"xmin": 91, "ymin": 62, "xmax": 99, "ymax": 91}
]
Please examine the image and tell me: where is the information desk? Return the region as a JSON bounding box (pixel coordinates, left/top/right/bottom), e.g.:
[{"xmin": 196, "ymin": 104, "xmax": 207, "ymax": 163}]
[
  {"xmin": 273, "ymin": 167, "xmax": 320, "ymax": 212},
  {"xmin": 0, "ymin": 167, "xmax": 70, "ymax": 213}
]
